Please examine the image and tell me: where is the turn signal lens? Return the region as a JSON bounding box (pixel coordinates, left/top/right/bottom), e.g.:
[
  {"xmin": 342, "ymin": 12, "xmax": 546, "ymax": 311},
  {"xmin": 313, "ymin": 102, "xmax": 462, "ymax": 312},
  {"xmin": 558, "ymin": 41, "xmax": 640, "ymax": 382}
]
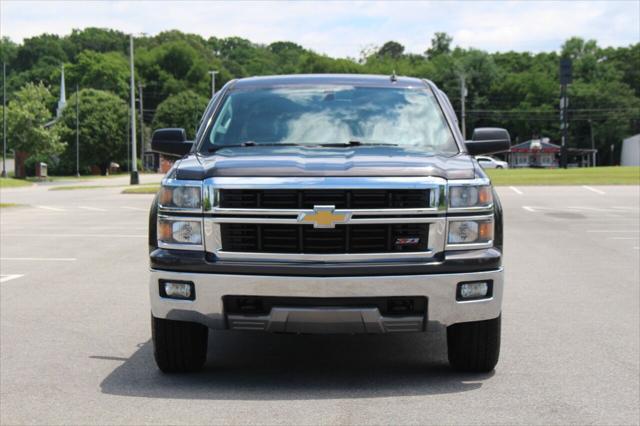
[
  {"xmin": 448, "ymin": 219, "xmax": 494, "ymax": 245},
  {"xmin": 157, "ymin": 218, "xmax": 203, "ymax": 246}
]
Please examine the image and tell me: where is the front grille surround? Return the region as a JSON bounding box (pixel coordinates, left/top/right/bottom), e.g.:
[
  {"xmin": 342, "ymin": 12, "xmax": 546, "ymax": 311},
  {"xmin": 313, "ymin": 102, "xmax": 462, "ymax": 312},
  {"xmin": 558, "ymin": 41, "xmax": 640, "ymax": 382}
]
[{"xmin": 201, "ymin": 176, "xmax": 452, "ymax": 262}]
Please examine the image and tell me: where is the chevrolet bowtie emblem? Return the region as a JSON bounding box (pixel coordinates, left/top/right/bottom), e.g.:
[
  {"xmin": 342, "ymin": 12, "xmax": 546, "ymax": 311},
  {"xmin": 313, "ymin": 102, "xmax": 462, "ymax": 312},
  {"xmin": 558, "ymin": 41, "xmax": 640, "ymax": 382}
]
[{"xmin": 298, "ymin": 206, "xmax": 352, "ymax": 228}]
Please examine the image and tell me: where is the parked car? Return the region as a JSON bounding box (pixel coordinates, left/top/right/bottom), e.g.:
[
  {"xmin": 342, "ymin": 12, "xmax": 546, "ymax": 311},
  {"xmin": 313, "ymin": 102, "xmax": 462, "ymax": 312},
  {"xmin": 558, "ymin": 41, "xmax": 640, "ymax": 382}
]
[
  {"xmin": 149, "ymin": 74, "xmax": 510, "ymax": 374},
  {"xmin": 476, "ymin": 155, "xmax": 509, "ymax": 169}
]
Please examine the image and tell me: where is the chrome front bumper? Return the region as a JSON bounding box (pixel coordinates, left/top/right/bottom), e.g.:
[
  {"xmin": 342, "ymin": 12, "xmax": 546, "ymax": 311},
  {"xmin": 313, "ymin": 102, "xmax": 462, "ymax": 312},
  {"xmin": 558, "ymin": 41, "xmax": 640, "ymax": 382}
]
[{"xmin": 150, "ymin": 268, "xmax": 503, "ymax": 332}]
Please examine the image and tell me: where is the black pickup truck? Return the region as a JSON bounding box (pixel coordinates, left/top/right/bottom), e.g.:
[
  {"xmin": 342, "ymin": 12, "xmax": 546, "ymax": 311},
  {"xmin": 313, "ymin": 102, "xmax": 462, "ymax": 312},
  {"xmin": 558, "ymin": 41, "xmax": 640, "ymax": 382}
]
[{"xmin": 149, "ymin": 74, "xmax": 510, "ymax": 373}]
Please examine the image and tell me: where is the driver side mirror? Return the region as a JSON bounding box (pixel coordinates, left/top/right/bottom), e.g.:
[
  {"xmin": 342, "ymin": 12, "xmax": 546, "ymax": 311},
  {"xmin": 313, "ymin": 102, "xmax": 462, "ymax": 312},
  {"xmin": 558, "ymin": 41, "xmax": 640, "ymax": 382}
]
[
  {"xmin": 151, "ymin": 128, "xmax": 193, "ymax": 157},
  {"xmin": 465, "ymin": 128, "xmax": 511, "ymax": 155}
]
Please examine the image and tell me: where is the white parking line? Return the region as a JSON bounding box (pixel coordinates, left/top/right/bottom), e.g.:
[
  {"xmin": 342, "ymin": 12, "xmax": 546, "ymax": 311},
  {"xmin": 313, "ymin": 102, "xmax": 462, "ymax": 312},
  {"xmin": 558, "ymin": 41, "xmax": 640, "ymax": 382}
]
[
  {"xmin": 522, "ymin": 206, "xmax": 536, "ymax": 212},
  {"xmin": 1, "ymin": 233, "xmax": 146, "ymax": 238},
  {"xmin": 0, "ymin": 274, "xmax": 24, "ymax": 283},
  {"xmin": 612, "ymin": 206, "xmax": 640, "ymax": 211},
  {"xmin": 35, "ymin": 205, "xmax": 65, "ymax": 212},
  {"xmin": 588, "ymin": 230, "xmax": 640, "ymax": 233},
  {"xmin": 1, "ymin": 257, "xmax": 77, "ymax": 261},
  {"xmin": 567, "ymin": 206, "xmax": 612, "ymax": 212},
  {"xmin": 509, "ymin": 186, "xmax": 523, "ymax": 195},
  {"xmin": 78, "ymin": 206, "xmax": 107, "ymax": 212},
  {"xmin": 121, "ymin": 206, "xmax": 147, "ymax": 211},
  {"xmin": 582, "ymin": 185, "xmax": 606, "ymax": 195}
]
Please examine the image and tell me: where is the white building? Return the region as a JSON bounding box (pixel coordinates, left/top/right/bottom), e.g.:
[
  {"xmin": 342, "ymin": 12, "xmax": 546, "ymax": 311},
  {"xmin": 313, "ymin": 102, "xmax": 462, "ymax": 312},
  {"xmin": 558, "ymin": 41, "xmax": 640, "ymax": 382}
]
[{"xmin": 621, "ymin": 134, "xmax": 640, "ymax": 166}]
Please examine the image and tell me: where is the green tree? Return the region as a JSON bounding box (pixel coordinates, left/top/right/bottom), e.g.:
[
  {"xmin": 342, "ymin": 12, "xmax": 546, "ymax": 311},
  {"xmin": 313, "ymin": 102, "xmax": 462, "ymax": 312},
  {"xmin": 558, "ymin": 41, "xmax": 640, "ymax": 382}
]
[
  {"xmin": 67, "ymin": 50, "xmax": 130, "ymax": 99},
  {"xmin": 377, "ymin": 41, "xmax": 405, "ymax": 59},
  {"xmin": 55, "ymin": 89, "xmax": 128, "ymax": 174},
  {"xmin": 426, "ymin": 32, "xmax": 452, "ymax": 59},
  {"xmin": 7, "ymin": 82, "xmax": 64, "ymax": 159},
  {"xmin": 151, "ymin": 90, "xmax": 209, "ymax": 139}
]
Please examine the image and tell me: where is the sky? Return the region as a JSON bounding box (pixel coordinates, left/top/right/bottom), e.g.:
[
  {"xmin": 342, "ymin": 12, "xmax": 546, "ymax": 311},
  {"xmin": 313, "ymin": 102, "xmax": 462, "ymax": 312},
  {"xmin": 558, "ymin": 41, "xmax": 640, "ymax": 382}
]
[{"xmin": 1, "ymin": 0, "xmax": 638, "ymax": 57}]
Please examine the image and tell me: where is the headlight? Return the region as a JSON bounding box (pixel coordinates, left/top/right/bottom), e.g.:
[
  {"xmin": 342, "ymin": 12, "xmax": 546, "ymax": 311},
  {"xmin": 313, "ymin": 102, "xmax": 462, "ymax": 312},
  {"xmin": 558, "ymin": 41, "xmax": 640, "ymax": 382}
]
[
  {"xmin": 159, "ymin": 185, "xmax": 202, "ymax": 210},
  {"xmin": 158, "ymin": 218, "xmax": 203, "ymax": 246},
  {"xmin": 448, "ymin": 218, "xmax": 493, "ymax": 245},
  {"xmin": 449, "ymin": 185, "xmax": 492, "ymax": 208}
]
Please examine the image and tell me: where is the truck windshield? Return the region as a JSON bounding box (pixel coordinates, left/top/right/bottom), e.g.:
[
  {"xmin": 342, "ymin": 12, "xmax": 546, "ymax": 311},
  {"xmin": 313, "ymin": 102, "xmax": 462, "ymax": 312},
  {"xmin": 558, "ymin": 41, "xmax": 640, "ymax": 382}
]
[{"xmin": 201, "ymin": 85, "xmax": 458, "ymax": 154}]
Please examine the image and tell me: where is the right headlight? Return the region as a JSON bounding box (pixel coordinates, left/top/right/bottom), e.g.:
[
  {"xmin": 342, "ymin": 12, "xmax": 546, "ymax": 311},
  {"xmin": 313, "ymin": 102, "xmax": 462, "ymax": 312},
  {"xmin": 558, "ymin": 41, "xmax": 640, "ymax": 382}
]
[
  {"xmin": 159, "ymin": 185, "xmax": 202, "ymax": 210},
  {"xmin": 449, "ymin": 185, "xmax": 492, "ymax": 209},
  {"xmin": 157, "ymin": 217, "xmax": 203, "ymax": 247}
]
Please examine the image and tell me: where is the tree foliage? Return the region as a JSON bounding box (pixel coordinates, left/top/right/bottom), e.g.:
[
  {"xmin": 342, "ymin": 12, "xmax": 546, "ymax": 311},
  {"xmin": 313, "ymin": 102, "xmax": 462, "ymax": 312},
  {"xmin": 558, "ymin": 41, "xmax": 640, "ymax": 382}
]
[
  {"xmin": 55, "ymin": 89, "xmax": 128, "ymax": 174},
  {"xmin": 6, "ymin": 82, "xmax": 65, "ymax": 159},
  {"xmin": 1, "ymin": 28, "xmax": 638, "ymax": 171},
  {"xmin": 151, "ymin": 90, "xmax": 209, "ymax": 139}
]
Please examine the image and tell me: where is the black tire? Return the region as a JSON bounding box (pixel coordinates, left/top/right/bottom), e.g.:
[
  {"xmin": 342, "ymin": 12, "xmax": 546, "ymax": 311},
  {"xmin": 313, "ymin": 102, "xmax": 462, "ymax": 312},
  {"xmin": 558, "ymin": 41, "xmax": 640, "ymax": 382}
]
[
  {"xmin": 151, "ymin": 315, "xmax": 208, "ymax": 373},
  {"xmin": 447, "ymin": 315, "xmax": 501, "ymax": 373},
  {"xmin": 495, "ymin": 165, "xmax": 503, "ymax": 169}
]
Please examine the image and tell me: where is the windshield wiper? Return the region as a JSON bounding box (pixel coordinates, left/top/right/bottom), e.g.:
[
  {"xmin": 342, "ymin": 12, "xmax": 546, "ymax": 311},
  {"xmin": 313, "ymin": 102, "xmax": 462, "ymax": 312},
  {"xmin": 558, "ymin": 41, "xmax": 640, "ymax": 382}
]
[
  {"xmin": 208, "ymin": 142, "xmax": 303, "ymax": 153},
  {"xmin": 318, "ymin": 140, "xmax": 399, "ymax": 148}
]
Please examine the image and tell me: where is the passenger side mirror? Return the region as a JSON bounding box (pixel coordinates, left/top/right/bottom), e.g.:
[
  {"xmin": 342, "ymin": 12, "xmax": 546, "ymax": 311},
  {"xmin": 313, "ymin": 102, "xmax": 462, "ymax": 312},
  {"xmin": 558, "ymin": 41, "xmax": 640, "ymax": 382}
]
[
  {"xmin": 151, "ymin": 128, "xmax": 193, "ymax": 157},
  {"xmin": 465, "ymin": 128, "xmax": 511, "ymax": 155}
]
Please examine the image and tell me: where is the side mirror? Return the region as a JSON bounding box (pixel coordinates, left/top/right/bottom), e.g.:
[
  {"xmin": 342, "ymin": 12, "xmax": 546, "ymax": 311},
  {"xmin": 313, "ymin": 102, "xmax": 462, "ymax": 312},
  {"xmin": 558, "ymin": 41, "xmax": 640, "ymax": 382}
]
[
  {"xmin": 151, "ymin": 128, "xmax": 193, "ymax": 157},
  {"xmin": 465, "ymin": 128, "xmax": 511, "ymax": 155}
]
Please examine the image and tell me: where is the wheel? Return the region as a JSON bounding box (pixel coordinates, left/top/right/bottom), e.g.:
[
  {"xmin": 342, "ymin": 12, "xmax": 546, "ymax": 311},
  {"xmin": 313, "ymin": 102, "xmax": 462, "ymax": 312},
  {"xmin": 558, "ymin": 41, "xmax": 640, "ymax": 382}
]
[
  {"xmin": 495, "ymin": 165, "xmax": 503, "ymax": 169},
  {"xmin": 447, "ymin": 315, "xmax": 501, "ymax": 373},
  {"xmin": 151, "ymin": 315, "xmax": 208, "ymax": 373}
]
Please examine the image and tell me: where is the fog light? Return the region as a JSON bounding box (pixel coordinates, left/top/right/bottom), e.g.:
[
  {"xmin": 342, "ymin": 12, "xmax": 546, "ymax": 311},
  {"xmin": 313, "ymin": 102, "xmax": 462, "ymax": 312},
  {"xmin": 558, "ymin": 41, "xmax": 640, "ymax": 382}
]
[
  {"xmin": 457, "ymin": 281, "xmax": 491, "ymax": 300},
  {"xmin": 161, "ymin": 281, "xmax": 194, "ymax": 300}
]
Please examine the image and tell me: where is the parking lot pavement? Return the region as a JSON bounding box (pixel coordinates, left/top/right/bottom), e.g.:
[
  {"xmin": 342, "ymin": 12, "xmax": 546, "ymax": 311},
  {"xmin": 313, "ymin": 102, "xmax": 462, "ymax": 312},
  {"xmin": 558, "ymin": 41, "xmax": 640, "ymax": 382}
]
[{"xmin": 0, "ymin": 184, "xmax": 638, "ymax": 425}]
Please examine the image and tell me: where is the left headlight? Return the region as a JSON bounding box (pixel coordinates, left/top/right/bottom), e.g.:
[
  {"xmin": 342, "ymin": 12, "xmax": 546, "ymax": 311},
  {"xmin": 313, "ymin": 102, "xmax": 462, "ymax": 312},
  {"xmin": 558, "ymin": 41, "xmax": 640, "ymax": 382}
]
[
  {"xmin": 449, "ymin": 185, "xmax": 492, "ymax": 209},
  {"xmin": 159, "ymin": 185, "xmax": 202, "ymax": 210},
  {"xmin": 158, "ymin": 218, "xmax": 203, "ymax": 247},
  {"xmin": 447, "ymin": 217, "xmax": 494, "ymax": 248}
]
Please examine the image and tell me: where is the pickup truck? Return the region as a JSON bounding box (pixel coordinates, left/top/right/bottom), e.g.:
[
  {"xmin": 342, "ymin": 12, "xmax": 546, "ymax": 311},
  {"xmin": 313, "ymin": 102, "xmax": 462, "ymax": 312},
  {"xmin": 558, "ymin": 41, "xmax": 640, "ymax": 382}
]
[{"xmin": 149, "ymin": 74, "xmax": 510, "ymax": 374}]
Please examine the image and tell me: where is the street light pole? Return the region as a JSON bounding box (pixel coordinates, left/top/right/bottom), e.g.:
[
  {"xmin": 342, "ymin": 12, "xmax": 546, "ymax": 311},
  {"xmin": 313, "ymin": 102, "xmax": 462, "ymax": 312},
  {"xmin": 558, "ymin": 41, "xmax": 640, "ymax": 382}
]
[
  {"xmin": 75, "ymin": 84, "xmax": 80, "ymax": 177},
  {"xmin": 459, "ymin": 73, "xmax": 467, "ymax": 140},
  {"xmin": 2, "ymin": 62, "xmax": 7, "ymax": 178},
  {"xmin": 138, "ymin": 82, "xmax": 145, "ymax": 172},
  {"xmin": 129, "ymin": 34, "xmax": 139, "ymax": 184},
  {"xmin": 208, "ymin": 70, "xmax": 219, "ymax": 98}
]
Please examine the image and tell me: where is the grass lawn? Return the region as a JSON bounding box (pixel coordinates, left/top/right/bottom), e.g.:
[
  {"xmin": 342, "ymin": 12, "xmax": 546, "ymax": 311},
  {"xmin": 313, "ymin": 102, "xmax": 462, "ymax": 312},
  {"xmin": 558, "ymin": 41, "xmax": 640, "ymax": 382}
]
[
  {"xmin": 121, "ymin": 184, "xmax": 160, "ymax": 194},
  {"xmin": 0, "ymin": 202, "xmax": 22, "ymax": 208},
  {"xmin": 0, "ymin": 177, "xmax": 33, "ymax": 188},
  {"xmin": 49, "ymin": 185, "xmax": 122, "ymax": 191},
  {"xmin": 486, "ymin": 166, "xmax": 640, "ymax": 186}
]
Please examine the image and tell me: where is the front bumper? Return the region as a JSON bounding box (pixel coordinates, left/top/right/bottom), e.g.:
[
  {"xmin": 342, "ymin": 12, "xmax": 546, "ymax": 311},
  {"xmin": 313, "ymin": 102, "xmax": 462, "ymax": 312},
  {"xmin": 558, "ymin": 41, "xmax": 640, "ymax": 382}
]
[{"xmin": 149, "ymin": 268, "xmax": 503, "ymax": 332}]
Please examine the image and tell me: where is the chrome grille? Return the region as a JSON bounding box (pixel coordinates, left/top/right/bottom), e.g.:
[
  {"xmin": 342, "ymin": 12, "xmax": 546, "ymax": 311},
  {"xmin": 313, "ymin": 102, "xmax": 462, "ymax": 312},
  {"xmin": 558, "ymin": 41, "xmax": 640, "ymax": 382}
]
[
  {"xmin": 220, "ymin": 223, "xmax": 429, "ymax": 254},
  {"xmin": 219, "ymin": 189, "xmax": 430, "ymax": 209}
]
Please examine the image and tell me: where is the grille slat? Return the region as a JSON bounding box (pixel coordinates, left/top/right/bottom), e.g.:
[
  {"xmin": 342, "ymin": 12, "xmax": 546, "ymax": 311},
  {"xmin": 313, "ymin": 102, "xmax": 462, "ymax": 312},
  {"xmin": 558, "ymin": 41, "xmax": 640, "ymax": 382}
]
[
  {"xmin": 219, "ymin": 189, "xmax": 429, "ymax": 209},
  {"xmin": 221, "ymin": 223, "xmax": 428, "ymax": 254}
]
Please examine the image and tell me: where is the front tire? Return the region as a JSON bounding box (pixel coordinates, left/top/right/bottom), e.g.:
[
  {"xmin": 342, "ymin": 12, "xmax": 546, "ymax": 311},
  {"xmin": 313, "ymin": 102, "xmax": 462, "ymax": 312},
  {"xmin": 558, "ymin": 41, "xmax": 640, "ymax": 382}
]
[
  {"xmin": 152, "ymin": 315, "xmax": 208, "ymax": 373},
  {"xmin": 447, "ymin": 315, "xmax": 501, "ymax": 373}
]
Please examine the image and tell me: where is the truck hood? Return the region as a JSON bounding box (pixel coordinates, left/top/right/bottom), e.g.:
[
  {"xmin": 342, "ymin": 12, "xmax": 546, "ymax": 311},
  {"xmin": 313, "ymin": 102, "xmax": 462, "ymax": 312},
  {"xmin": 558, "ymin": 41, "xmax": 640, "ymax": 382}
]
[{"xmin": 175, "ymin": 145, "xmax": 476, "ymax": 180}]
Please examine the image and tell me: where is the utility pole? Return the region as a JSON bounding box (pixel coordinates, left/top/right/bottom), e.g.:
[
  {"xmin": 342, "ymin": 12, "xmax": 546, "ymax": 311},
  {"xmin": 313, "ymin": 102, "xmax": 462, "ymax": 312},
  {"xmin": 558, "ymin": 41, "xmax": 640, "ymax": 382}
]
[
  {"xmin": 559, "ymin": 58, "xmax": 572, "ymax": 168},
  {"xmin": 2, "ymin": 62, "xmax": 7, "ymax": 178},
  {"xmin": 208, "ymin": 70, "xmax": 219, "ymax": 98},
  {"xmin": 589, "ymin": 119, "xmax": 596, "ymax": 167},
  {"xmin": 459, "ymin": 74, "xmax": 467, "ymax": 139},
  {"xmin": 129, "ymin": 34, "xmax": 139, "ymax": 184},
  {"xmin": 75, "ymin": 84, "xmax": 80, "ymax": 177},
  {"xmin": 138, "ymin": 82, "xmax": 145, "ymax": 172}
]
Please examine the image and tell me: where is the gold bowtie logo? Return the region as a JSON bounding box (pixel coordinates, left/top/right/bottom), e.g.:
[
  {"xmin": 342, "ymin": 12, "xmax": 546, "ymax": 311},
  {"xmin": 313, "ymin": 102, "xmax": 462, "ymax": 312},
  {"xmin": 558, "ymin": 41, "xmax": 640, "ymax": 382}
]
[{"xmin": 298, "ymin": 206, "xmax": 351, "ymax": 228}]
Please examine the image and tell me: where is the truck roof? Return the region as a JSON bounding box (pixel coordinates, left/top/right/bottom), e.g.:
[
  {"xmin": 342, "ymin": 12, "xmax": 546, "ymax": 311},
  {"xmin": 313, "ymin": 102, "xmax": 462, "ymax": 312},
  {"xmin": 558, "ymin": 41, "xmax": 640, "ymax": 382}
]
[{"xmin": 232, "ymin": 74, "xmax": 431, "ymax": 90}]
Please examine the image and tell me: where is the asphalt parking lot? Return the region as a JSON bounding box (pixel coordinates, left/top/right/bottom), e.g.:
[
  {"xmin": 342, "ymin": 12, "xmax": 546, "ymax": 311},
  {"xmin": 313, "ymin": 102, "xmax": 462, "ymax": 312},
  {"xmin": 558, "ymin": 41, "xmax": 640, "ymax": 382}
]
[{"xmin": 1, "ymin": 178, "xmax": 638, "ymax": 425}]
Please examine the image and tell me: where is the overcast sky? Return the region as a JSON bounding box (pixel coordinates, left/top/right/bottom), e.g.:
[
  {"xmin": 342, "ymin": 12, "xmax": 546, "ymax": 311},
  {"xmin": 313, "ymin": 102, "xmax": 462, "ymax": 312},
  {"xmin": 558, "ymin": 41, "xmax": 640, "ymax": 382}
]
[{"xmin": 1, "ymin": 1, "xmax": 638, "ymax": 57}]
